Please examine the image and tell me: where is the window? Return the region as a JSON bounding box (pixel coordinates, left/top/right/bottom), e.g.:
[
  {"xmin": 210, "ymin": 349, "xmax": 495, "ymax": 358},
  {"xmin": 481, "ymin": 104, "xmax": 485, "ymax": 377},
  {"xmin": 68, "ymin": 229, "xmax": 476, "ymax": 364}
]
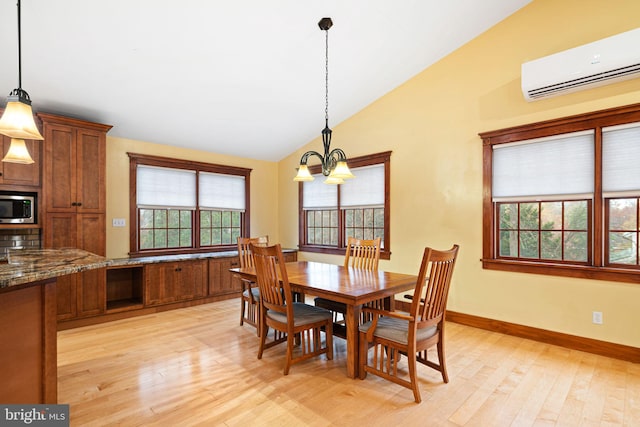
[
  {"xmin": 298, "ymin": 151, "xmax": 391, "ymax": 259},
  {"xmin": 480, "ymin": 102, "xmax": 640, "ymax": 283},
  {"xmin": 129, "ymin": 153, "xmax": 250, "ymax": 256}
]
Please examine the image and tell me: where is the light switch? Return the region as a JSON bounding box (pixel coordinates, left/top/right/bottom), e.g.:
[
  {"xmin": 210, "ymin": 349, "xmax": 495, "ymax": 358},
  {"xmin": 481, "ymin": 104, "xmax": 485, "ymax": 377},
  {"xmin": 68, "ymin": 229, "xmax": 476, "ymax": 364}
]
[{"xmin": 112, "ymin": 218, "xmax": 126, "ymax": 227}]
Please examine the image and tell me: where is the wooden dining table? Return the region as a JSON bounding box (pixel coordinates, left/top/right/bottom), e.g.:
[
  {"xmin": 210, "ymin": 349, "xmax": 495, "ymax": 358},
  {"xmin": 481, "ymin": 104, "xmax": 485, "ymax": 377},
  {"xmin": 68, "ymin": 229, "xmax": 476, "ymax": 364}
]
[{"xmin": 230, "ymin": 260, "xmax": 418, "ymax": 378}]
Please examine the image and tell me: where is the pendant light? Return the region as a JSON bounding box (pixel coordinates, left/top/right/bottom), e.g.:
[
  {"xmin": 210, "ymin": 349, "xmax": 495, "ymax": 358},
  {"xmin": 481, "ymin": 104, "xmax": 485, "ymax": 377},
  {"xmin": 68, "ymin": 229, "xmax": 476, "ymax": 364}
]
[
  {"xmin": 294, "ymin": 17, "xmax": 355, "ymax": 185},
  {"xmin": 0, "ymin": 0, "xmax": 42, "ymax": 164}
]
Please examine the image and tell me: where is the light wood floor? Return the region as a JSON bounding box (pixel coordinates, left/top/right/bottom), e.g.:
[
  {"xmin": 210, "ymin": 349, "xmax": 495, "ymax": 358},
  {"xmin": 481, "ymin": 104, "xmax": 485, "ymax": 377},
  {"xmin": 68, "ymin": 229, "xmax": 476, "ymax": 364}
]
[{"xmin": 57, "ymin": 299, "xmax": 640, "ymax": 426}]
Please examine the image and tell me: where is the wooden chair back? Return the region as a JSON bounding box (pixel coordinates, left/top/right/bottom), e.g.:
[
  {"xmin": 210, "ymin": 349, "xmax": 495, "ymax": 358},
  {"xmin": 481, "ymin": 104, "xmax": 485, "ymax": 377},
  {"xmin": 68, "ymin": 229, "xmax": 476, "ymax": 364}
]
[
  {"xmin": 251, "ymin": 243, "xmax": 291, "ymax": 319},
  {"xmin": 237, "ymin": 236, "xmax": 268, "ymax": 268},
  {"xmin": 343, "ymin": 237, "xmax": 381, "ymax": 271},
  {"xmin": 411, "ymin": 244, "xmax": 459, "ymax": 329}
]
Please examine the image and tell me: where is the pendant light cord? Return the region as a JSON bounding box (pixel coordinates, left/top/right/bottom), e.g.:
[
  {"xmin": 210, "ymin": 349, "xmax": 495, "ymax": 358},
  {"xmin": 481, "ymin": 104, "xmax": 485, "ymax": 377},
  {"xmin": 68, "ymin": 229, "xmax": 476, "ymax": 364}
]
[
  {"xmin": 17, "ymin": 0, "xmax": 22, "ymax": 89},
  {"xmin": 324, "ymin": 27, "xmax": 329, "ymax": 128}
]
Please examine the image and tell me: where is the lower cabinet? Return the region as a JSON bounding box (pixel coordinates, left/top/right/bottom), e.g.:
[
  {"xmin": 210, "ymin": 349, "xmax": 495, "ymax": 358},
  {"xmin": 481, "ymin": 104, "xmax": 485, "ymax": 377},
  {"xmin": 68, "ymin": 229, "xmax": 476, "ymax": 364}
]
[
  {"xmin": 208, "ymin": 257, "xmax": 240, "ymax": 296},
  {"xmin": 57, "ymin": 251, "xmax": 297, "ymax": 325},
  {"xmin": 144, "ymin": 260, "xmax": 207, "ymax": 306},
  {"xmin": 56, "ymin": 269, "xmax": 106, "ymax": 321}
]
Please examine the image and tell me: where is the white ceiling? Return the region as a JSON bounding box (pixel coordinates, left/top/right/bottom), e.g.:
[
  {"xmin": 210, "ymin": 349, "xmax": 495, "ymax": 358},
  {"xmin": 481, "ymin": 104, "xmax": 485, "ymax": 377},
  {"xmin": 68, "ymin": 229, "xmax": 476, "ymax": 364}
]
[{"xmin": 0, "ymin": 0, "xmax": 531, "ymax": 162}]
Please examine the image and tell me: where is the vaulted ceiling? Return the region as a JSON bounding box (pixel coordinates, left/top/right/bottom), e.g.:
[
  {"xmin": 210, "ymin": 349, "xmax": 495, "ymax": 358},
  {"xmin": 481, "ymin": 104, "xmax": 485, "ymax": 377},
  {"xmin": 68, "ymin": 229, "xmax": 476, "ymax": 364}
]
[{"xmin": 0, "ymin": 0, "xmax": 531, "ymax": 161}]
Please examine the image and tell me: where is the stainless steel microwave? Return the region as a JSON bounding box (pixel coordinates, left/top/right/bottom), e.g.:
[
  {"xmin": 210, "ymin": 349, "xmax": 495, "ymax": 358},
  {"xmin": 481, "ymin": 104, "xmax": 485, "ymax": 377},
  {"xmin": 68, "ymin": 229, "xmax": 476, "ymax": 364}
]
[{"xmin": 0, "ymin": 194, "xmax": 35, "ymax": 224}]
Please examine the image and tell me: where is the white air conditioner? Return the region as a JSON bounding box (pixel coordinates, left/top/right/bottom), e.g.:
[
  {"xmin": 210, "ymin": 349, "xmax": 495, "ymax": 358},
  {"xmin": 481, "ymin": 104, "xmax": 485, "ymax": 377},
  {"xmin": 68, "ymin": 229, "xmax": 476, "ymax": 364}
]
[{"xmin": 521, "ymin": 27, "xmax": 640, "ymax": 101}]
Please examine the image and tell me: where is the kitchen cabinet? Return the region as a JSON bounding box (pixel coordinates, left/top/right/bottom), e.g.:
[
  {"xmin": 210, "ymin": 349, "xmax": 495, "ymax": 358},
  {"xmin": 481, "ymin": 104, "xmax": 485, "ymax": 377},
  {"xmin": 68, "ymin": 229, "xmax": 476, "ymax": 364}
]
[
  {"xmin": 0, "ymin": 135, "xmax": 41, "ymax": 187},
  {"xmin": 46, "ymin": 213, "xmax": 106, "ymax": 319},
  {"xmin": 145, "ymin": 259, "xmax": 207, "ymax": 306},
  {"xmin": 208, "ymin": 250, "xmax": 298, "ymax": 296},
  {"xmin": 208, "ymin": 256, "xmax": 239, "ymax": 296},
  {"xmin": 39, "ymin": 113, "xmax": 112, "ymax": 321}
]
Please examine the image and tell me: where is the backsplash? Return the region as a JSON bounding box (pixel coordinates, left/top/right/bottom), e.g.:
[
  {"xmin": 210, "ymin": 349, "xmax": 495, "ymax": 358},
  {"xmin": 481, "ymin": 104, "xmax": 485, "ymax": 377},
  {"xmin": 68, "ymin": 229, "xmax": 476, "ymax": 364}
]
[{"xmin": 0, "ymin": 228, "xmax": 41, "ymax": 257}]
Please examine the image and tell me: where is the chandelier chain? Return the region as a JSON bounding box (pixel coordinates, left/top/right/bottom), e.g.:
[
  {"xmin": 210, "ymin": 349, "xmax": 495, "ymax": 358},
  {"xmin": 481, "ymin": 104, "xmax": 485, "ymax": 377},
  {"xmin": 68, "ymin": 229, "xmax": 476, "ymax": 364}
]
[{"xmin": 325, "ymin": 27, "xmax": 329, "ymax": 125}]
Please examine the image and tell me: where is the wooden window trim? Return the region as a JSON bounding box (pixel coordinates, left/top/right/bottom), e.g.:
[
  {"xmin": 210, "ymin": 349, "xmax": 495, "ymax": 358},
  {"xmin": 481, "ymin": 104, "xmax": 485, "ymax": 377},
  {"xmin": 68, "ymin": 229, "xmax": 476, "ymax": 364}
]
[
  {"xmin": 479, "ymin": 102, "xmax": 640, "ymax": 284},
  {"xmin": 128, "ymin": 153, "xmax": 251, "ymax": 257},
  {"xmin": 298, "ymin": 151, "xmax": 392, "ymax": 259}
]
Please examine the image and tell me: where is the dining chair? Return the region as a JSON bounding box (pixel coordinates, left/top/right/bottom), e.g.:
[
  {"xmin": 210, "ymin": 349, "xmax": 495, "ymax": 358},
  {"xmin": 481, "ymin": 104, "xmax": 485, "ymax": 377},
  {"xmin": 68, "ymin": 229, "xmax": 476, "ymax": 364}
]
[
  {"xmin": 314, "ymin": 236, "xmax": 382, "ymax": 337},
  {"xmin": 358, "ymin": 244, "xmax": 459, "ymax": 403},
  {"xmin": 238, "ymin": 236, "xmax": 268, "ymax": 335},
  {"xmin": 251, "ymin": 243, "xmax": 333, "ymax": 375}
]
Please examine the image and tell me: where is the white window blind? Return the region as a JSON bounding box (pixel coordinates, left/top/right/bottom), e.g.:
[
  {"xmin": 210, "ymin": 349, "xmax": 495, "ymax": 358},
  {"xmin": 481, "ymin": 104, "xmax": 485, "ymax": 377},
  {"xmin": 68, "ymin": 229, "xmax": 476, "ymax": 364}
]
[
  {"xmin": 492, "ymin": 131, "xmax": 594, "ymax": 200},
  {"xmin": 137, "ymin": 165, "xmax": 196, "ymax": 208},
  {"xmin": 199, "ymin": 172, "xmax": 246, "ymax": 210},
  {"xmin": 302, "ymin": 174, "xmax": 338, "ymax": 209},
  {"xmin": 341, "ymin": 164, "xmax": 385, "ymax": 208},
  {"xmin": 603, "ymin": 122, "xmax": 640, "ymax": 194}
]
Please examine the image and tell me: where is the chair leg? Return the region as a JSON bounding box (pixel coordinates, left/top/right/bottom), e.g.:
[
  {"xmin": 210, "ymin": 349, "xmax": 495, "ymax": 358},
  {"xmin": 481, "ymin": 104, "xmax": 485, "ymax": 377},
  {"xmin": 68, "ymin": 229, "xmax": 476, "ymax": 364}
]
[
  {"xmin": 284, "ymin": 333, "xmax": 295, "ymax": 375},
  {"xmin": 258, "ymin": 316, "xmax": 268, "ymax": 360},
  {"xmin": 240, "ymin": 295, "xmax": 246, "ymax": 326},
  {"xmin": 326, "ymin": 321, "xmax": 333, "ymax": 360},
  {"xmin": 437, "ymin": 340, "xmax": 449, "ymax": 383},
  {"xmin": 407, "ymin": 351, "xmax": 421, "ymax": 403},
  {"xmin": 358, "ymin": 331, "xmax": 368, "ymax": 379}
]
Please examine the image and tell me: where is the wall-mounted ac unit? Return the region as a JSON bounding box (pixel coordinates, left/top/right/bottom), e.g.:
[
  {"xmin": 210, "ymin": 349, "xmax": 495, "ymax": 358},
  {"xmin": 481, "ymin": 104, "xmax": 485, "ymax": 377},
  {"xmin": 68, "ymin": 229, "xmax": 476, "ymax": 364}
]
[{"xmin": 521, "ymin": 27, "xmax": 640, "ymax": 101}]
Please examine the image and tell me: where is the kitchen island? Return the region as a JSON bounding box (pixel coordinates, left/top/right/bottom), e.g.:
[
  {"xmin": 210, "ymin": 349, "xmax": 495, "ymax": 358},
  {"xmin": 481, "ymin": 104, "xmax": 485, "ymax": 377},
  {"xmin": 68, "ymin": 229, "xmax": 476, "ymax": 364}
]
[{"xmin": 0, "ymin": 249, "xmax": 109, "ymax": 404}]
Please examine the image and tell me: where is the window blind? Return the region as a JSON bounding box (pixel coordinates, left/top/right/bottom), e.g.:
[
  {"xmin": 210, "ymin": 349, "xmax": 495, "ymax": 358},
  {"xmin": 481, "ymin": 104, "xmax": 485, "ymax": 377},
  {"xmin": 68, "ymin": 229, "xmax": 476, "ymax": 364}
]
[
  {"xmin": 340, "ymin": 164, "xmax": 385, "ymax": 208},
  {"xmin": 199, "ymin": 172, "xmax": 246, "ymax": 210},
  {"xmin": 137, "ymin": 165, "xmax": 196, "ymax": 208},
  {"xmin": 492, "ymin": 130, "xmax": 594, "ymax": 200},
  {"xmin": 302, "ymin": 174, "xmax": 338, "ymax": 209},
  {"xmin": 603, "ymin": 122, "xmax": 640, "ymax": 194}
]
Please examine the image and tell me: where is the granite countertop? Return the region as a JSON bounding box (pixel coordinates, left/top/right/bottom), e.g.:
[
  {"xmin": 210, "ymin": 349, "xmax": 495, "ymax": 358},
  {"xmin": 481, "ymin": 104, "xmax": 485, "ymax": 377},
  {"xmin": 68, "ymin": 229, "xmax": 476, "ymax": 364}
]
[
  {"xmin": 0, "ymin": 247, "xmax": 298, "ymax": 289},
  {"xmin": 0, "ymin": 249, "xmax": 110, "ymax": 289},
  {"xmin": 109, "ymin": 248, "xmax": 298, "ymax": 267}
]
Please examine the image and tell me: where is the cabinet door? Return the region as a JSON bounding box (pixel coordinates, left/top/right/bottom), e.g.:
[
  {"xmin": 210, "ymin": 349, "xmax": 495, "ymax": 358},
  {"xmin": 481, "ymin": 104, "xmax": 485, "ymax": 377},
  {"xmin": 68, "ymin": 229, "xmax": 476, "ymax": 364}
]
[
  {"xmin": 56, "ymin": 275, "xmax": 77, "ymax": 320},
  {"xmin": 174, "ymin": 260, "xmax": 207, "ymax": 301},
  {"xmin": 144, "ymin": 263, "xmax": 177, "ymax": 306},
  {"xmin": 144, "ymin": 263, "xmax": 166, "ymax": 306},
  {"xmin": 76, "ymin": 215, "xmax": 106, "ymax": 316},
  {"xmin": 43, "ymin": 213, "xmax": 77, "ymax": 249},
  {"xmin": 44, "ymin": 124, "xmax": 76, "ymax": 212},
  {"xmin": 208, "ymin": 257, "xmax": 240, "ymax": 296},
  {"xmin": 0, "ymin": 135, "xmax": 41, "ymax": 187},
  {"xmin": 76, "ymin": 129, "xmax": 105, "ymax": 213}
]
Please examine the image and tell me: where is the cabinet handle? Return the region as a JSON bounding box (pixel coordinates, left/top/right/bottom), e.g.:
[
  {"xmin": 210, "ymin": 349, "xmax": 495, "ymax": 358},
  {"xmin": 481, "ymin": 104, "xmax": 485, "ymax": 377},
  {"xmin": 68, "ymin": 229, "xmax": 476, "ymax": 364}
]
[
  {"xmin": 77, "ymin": 202, "xmax": 82, "ymax": 206},
  {"xmin": 71, "ymin": 202, "xmax": 77, "ymax": 206},
  {"xmin": 175, "ymin": 267, "xmax": 182, "ymax": 272}
]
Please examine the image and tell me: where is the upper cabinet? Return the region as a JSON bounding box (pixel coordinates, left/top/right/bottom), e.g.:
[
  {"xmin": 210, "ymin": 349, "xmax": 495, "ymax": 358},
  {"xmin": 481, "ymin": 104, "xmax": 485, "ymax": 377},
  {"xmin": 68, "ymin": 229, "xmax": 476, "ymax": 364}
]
[{"xmin": 39, "ymin": 114, "xmax": 112, "ymax": 214}]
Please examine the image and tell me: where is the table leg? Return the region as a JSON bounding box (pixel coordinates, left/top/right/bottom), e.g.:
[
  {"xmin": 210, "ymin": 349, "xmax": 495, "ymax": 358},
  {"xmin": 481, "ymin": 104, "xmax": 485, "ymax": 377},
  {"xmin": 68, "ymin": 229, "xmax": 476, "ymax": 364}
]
[{"xmin": 345, "ymin": 304, "xmax": 362, "ymax": 379}]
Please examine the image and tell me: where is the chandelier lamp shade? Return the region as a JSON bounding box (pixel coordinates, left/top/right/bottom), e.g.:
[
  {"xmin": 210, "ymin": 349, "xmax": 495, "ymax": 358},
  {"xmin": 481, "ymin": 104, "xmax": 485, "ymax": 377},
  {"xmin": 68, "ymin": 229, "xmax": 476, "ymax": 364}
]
[
  {"xmin": 0, "ymin": 0, "xmax": 42, "ymax": 164},
  {"xmin": 294, "ymin": 17, "xmax": 354, "ymax": 185}
]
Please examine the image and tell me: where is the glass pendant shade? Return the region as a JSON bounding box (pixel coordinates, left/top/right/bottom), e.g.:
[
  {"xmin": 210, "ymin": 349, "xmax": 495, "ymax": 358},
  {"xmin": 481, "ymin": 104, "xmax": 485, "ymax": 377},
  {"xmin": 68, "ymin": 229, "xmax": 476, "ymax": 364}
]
[
  {"xmin": 323, "ymin": 174, "xmax": 344, "ymax": 185},
  {"xmin": 330, "ymin": 160, "xmax": 354, "ymax": 179},
  {"xmin": 294, "ymin": 164, "xmax": 315, "ymax": 181},
  {"xmin": 0, "ymin": 98, "xmax": 43, "ymax": 140},
  {"xmin": 2, "ymin": 138, "xmax": 34, "ymax": 164}
]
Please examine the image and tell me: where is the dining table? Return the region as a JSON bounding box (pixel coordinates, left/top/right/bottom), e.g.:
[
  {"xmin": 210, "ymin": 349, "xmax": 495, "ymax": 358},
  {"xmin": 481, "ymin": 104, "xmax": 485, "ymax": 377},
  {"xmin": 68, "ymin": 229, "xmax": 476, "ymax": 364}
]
[{"xmin": 230, "ymin": 260, "xmax": 418, "ymax": 378}]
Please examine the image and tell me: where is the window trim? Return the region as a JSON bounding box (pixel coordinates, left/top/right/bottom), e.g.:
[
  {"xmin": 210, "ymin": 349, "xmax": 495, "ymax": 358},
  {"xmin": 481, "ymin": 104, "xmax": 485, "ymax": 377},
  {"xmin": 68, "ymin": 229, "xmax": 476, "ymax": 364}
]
[
  {"xmin": 128, "ymin": 153, "xmax": 251, "ymax": 257},
  {"xmin": 479, "ymin": 102, "xmax": 640, "ymax": 284},
  {"xmin": 298, "ymin": 151, "xmax": 392, "ymax": 259}
]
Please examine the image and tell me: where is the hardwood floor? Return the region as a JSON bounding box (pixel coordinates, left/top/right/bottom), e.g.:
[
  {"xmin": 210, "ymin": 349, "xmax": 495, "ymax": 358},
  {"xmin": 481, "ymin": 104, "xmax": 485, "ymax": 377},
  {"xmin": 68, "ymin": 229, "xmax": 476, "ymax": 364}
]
[{"xmin": 57, "ymin": 299, "xmax": 640, "ymax": 426}]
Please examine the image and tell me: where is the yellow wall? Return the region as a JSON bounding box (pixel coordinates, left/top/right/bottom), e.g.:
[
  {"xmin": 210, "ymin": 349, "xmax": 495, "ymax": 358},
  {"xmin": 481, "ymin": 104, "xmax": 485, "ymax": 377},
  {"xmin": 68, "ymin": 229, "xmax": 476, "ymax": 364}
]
[
  {"xmin": 105, "ymin": 137, "xmax": 279, "ymax": 259},
  {"xmin": 278, "ymin": 0, "xmax": 640, "ymax": 347}
]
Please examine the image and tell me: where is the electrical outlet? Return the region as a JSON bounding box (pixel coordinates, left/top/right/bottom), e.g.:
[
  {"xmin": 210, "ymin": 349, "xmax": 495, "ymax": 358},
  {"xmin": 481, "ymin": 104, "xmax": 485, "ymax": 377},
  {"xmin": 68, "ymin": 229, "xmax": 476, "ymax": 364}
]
[
  {"xmin": 592, "ymin": 311, "xmax": 603, "ymax": 325},
  {"xmin": 112, "ymin": 218, "xmax": 126, "ymax": 227}
]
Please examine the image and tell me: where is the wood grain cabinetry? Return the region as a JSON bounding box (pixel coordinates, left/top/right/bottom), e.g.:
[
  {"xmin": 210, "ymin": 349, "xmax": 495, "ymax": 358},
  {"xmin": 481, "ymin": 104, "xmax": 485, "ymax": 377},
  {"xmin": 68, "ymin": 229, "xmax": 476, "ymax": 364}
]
[
  {"xmin": 0, "ymin": 135, "xmax": 41, "ymax": 187},
  {"xmin": 145, "ymin": 259, "xmax": 207, "ymax": 306},
  {"xmin": 208, "ymin": 256, "xmax": 240, "ymax": 296},
  {"xmin": 39, "ymin": 113, "xmax": 112, "ymax": 321}
]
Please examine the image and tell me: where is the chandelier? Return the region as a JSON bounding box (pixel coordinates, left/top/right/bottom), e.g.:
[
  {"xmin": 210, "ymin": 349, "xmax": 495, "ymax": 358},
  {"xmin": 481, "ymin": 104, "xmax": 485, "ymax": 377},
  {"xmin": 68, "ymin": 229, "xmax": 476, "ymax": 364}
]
[
  {"xmin": 0, "ymin": 0, "xmax": 42, "ymax": 164},
  {"xmin": 294, "ymin": 17, "xmax": 354, "ymax": 185}
]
